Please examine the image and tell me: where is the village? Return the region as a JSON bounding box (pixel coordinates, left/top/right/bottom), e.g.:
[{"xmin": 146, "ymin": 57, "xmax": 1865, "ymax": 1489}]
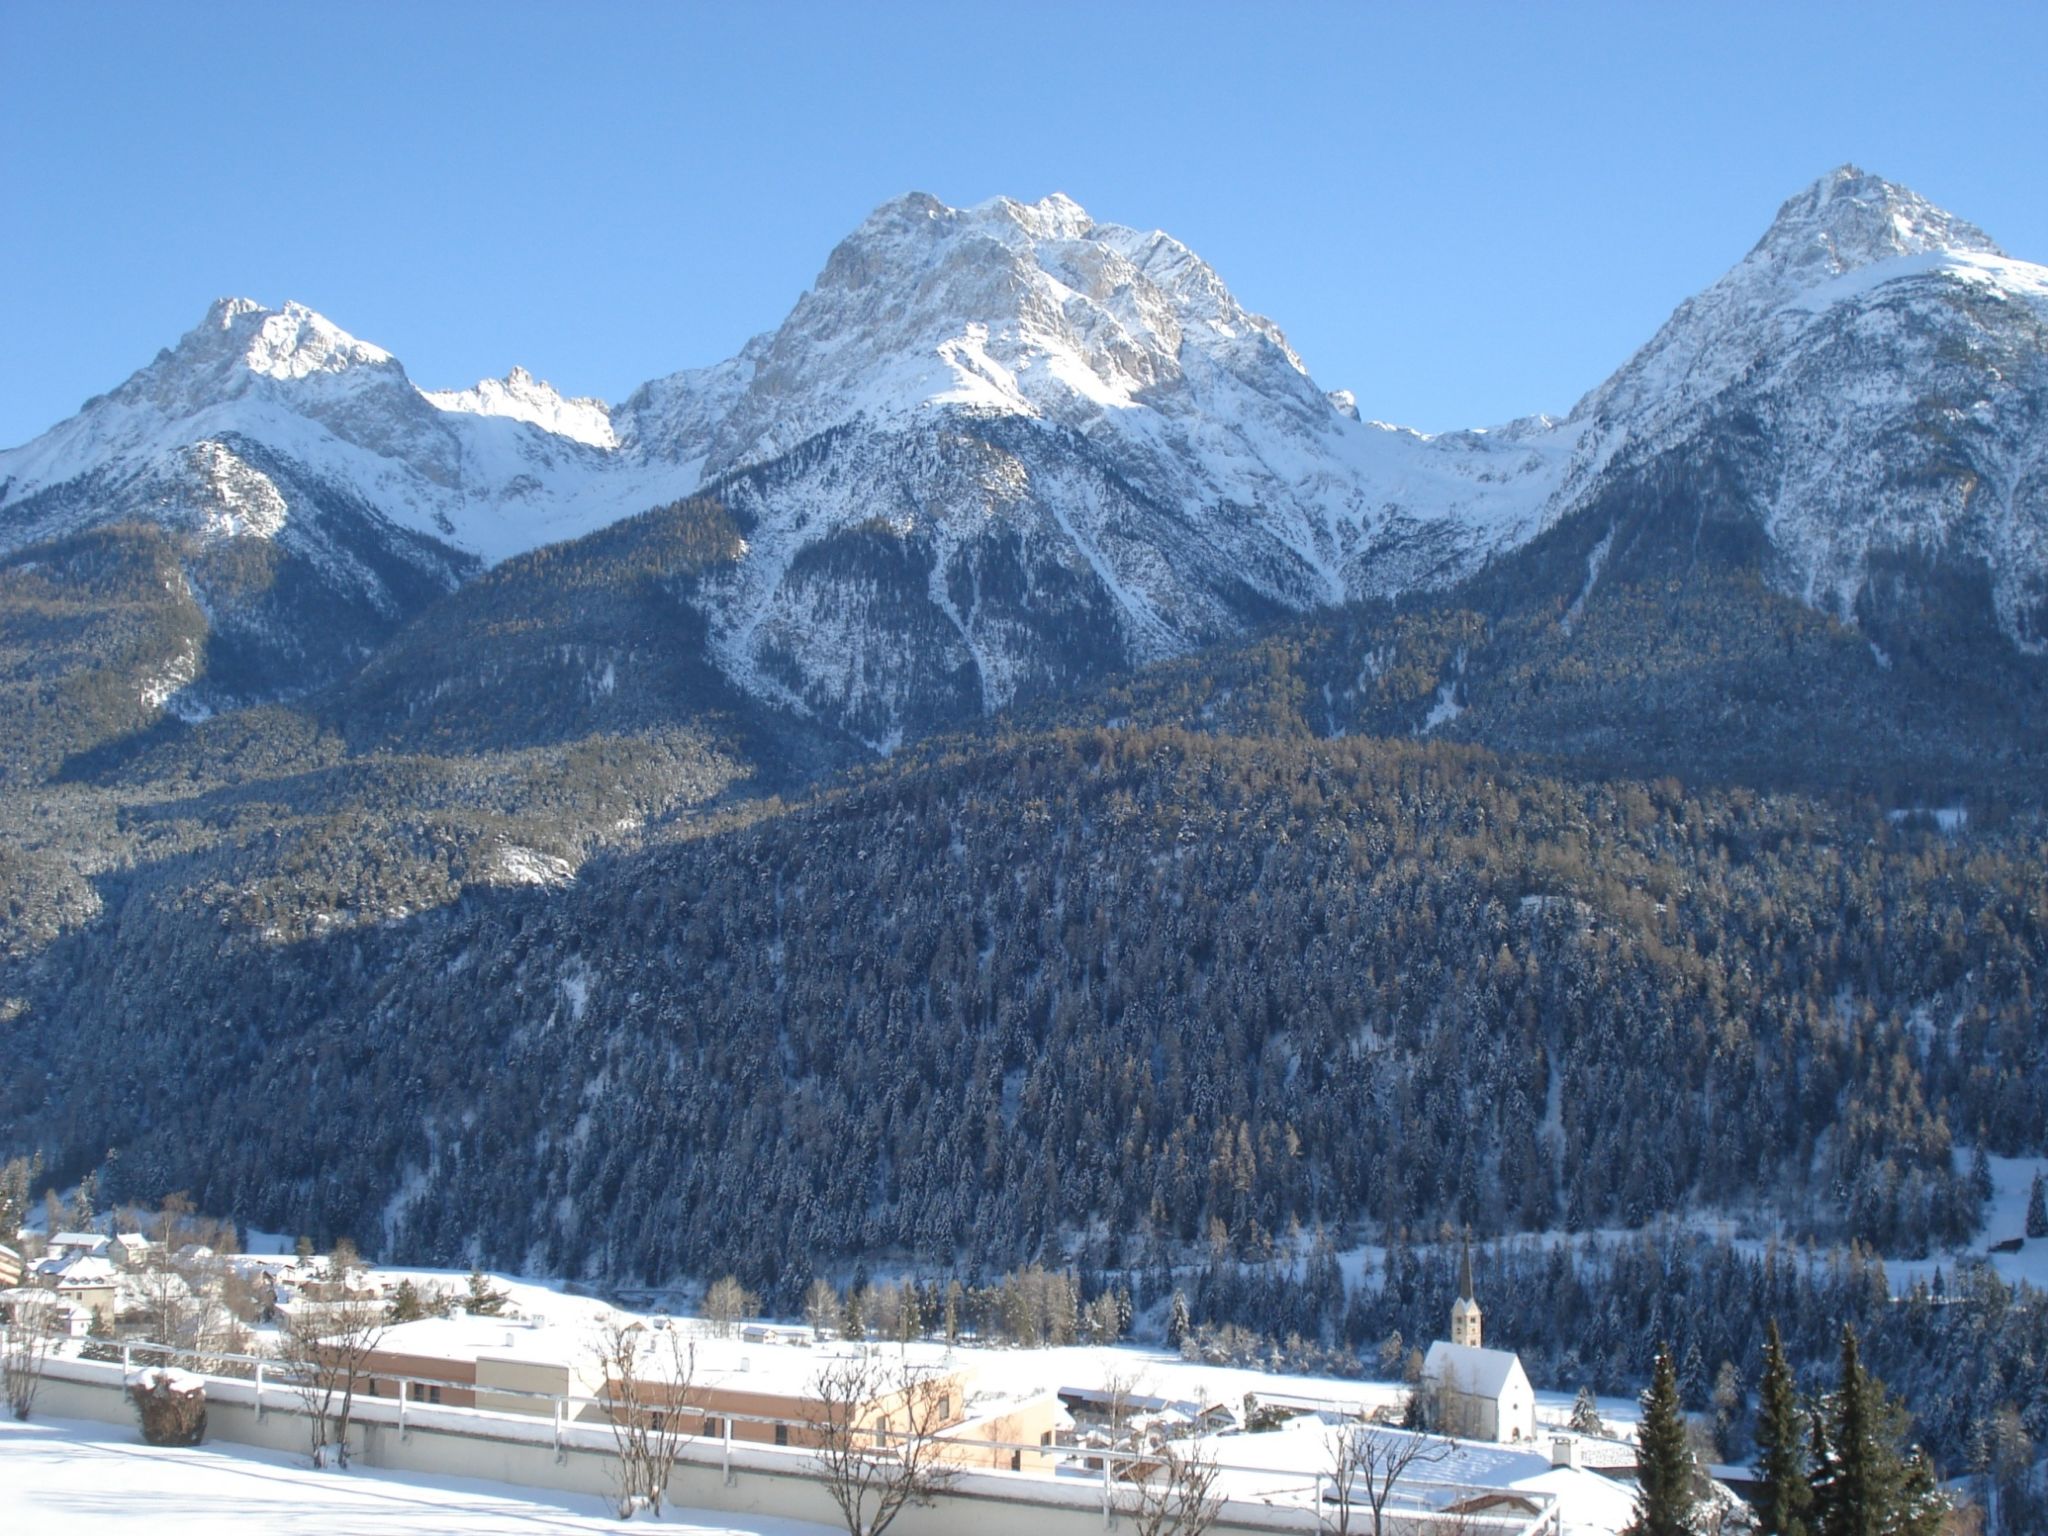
[{"xmin": 0, "ymin": 1205, "xmax": 1691, "ymax": 1535}]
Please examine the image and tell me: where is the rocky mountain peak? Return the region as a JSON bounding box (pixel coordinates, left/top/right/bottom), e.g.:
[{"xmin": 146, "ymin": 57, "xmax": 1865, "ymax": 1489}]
[{"xmin": 1751, "ymin": 164, "xmax": 2002, "ymax": 277}]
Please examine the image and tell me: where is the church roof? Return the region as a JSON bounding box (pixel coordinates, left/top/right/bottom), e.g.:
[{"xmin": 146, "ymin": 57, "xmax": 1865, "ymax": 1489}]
[{"xmin": 1423, "ymin": 1339, "xmax": 1527, "ymax": 1399}]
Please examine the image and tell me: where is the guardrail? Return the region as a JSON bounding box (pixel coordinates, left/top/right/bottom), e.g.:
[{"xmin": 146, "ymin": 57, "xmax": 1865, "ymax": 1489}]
[{"xmin": 12, "ymin": 1330, "xmax": 1561, "ymax": 1536}]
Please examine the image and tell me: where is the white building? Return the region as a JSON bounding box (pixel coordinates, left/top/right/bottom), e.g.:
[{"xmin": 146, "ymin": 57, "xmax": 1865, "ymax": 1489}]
[{"xmin": 1420, "ymin": 1242, "xmax": 1536, "ymax": 1444}]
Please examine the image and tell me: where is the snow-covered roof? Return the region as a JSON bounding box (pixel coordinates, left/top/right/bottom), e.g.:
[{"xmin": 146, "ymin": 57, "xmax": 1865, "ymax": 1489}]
[
  {"xmin": 49, "ymin": 1231, "xmax": 109, "ymax": 1250},
  {"xmin": 1422, "ymin": 1340, "xmax": 1528, "ymax": 1399},
  {"xmin": 60, "ymin": 1254, "xmax": 120, "ymax": 1281}
]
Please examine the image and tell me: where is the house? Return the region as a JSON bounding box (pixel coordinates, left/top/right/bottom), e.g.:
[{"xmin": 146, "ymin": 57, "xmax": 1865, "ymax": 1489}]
[
  {"xmin": 940, "ymin": 1387, "xmax": 1073, "ymax": 1472},
  {"xmin": 1419, "ymin": 1242, "xmax": 1536, "ymax": 1445},
  {"xmin": 0, "ymin": 1243, "xmax": 21, "ymax": 1287},
  {"xmin": 111, "ymin": 1232, "xmax": 152, "ymax": 1268},
  {"xmin": 56, "ymin": 1276, "xmax": 119, "ymax": 1327},
  {"xmin": 47, "ymin": 1231, "xmax": 110, "ymax": 1257},
  {"xmin": 39, "ymin": 1252, "xmax": 119, "ymax": 1287},
  {"xmin": 0, "ymin": 1287, "xmax": 91, "ymax": 1338}
]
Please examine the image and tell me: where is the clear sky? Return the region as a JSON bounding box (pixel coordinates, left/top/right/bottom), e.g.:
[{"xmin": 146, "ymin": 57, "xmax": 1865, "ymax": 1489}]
[{"xmin": 5, "ymin": 1, "xmax": 2044, "ymax": 448}]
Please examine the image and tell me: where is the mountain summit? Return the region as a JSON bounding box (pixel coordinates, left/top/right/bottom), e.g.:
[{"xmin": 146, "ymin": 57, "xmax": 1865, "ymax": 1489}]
[{"xmin": 3, "ymin": 169, "xmax": 2044, "ymax": 739}]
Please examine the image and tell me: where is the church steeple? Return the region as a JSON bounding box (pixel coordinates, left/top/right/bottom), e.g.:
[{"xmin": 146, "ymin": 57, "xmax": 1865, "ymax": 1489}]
[{"xmin": 1451, "ymin": 1234, "xmax": 1483, "ymax": 1348}]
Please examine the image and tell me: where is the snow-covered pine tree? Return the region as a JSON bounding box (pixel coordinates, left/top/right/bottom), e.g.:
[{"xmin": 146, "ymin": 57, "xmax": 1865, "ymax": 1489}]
[
  {"xmin": 1811, "ymin": 1325, "xmax": 1947, "ymax": 1536},
  {"xmin": 1571, "ymin": 1384, "xmax": 1606, "ymax": 1437},
  {"xmin": 1626, "ymin": 1344, "xmax": 1698, "ymax": 1536},
  {"xmin": 2026, "ymin": 1171, "xmax": 2047, "ymax": 1239},
  {"xmin": 1754, "ymin": 1319, "xmax": 1813, "ymax": 1536}
]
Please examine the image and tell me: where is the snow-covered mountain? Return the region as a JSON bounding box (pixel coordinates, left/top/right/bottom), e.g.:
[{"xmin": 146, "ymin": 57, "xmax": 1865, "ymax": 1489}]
[
  {"xmin": 1559, "ymin": 166, "xmax": 2048, "ymax": 649},
  {"xmin": 3, "ymin": 167, "xmax": 2044, "ymax": 740}
]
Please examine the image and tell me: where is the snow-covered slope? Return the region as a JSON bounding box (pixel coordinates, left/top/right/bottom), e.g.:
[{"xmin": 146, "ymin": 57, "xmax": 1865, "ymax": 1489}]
[
  {"xmin": 4, "ymin": 168, "xmax": 2044, "ymax": 740},
  {"xmin": 1559, "ymin": 166, "xmax": 2048, "ymax": 649},
  {"xmin": 0, "ymin": 298, "xmax": 706, "ymax": 568}
]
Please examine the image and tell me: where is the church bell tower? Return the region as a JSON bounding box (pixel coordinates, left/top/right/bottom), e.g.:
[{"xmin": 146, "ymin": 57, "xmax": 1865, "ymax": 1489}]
[{"xmin": 1450, "ymin": 1235, "xmax": 1482, "ymax": 1348}]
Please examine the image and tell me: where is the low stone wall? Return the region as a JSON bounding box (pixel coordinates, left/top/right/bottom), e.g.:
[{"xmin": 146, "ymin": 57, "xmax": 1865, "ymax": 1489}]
[{"xmin": 29, "ymin": 1356, "xmax": 1341, "ymax": 1535}]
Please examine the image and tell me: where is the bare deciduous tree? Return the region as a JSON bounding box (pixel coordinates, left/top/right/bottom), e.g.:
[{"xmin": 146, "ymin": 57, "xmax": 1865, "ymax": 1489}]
[
  {"xmin": 1326, "ymin": 1422, "xmax": 1452, "ymax": 1536},
  {"xmin": 1099, "ymin": 1365, "xmax": 1151, "ymax": 1447},
  {"xmin": 4, "ymin": 1292, "xmax": 59, "ymax": 1421},
  {"xmin": 1116, "ymin": 1437, "xmax": 1224, "ymax": 1536},
  {"xmin": 277, "ymin": 1294, "xmax": 385, "ymax": 1468},
  {"xmin": 805, "ymin": 1277, "xmax": 842, "ymax": 1338},
  {"xmin": 592, "ymin": 1320, "xmax": 698, "ymax": 1519},
  {"xmin": 134, "ymin": 1255, "xmax": 194, "ymax": 1361},
  {"xmin": 806, "ymin": 1350, "xmax": 958, "ymax": 1536},
  {"xmin": 702, "ymin": 1275, "xmax": 757, "ymax": 1340}
]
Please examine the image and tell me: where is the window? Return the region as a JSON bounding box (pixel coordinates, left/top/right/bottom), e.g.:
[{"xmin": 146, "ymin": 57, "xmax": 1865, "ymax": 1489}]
[
  {"xmin": 938, "ymin": 1395, "xmax": 951, "ymax": 1420},
  {"xmin": 703, "ymin": 1415, "xmax": 724, "ymax": 1438},
  {"xmin": 774, "ymin": 1423, "xmax": 789, "ymax": 1447}
]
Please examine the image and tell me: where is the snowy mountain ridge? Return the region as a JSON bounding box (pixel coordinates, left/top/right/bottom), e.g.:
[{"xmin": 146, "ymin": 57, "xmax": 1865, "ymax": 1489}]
[{"xmin": 4, "ymin": 166, "xmax": 2045, "ymax": 738}]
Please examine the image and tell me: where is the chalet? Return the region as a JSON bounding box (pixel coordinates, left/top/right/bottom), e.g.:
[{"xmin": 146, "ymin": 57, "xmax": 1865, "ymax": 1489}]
[
  {"xmin": 1420, "ymin": 1242, "xmax": 1536, "ymax": 1444},
  {"xmin": 0, "ymin": 1243, "xmax": 20, "ymax": 1286}
]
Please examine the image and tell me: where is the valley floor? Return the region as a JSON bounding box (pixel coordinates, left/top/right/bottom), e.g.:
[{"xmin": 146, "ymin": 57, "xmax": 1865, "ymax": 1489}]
[{"xmin": 0, "ymin": 1415, "xmax": 836, "ymax": 1535}]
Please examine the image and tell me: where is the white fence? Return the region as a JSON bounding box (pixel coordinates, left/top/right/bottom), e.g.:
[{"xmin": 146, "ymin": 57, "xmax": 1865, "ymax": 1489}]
[{"xmin": 13, "ymin": 1335, "xmax": 1560, "ymax": 1536}]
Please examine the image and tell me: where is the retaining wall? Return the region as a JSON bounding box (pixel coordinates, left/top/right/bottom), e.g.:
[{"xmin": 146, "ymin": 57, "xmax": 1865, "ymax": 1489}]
[{"xmin": 30, "ymin": 1355, "xmax": 1357, "ymax": 1535}]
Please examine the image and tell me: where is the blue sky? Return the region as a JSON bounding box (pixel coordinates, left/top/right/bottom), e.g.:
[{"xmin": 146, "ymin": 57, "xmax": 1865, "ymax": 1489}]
[{"xmin": 4, "ymin": 1, "xmax": 2044, "ymax": 447}]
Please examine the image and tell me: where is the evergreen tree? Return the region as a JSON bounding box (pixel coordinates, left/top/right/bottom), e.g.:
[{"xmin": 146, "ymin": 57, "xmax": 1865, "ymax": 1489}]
[
  {"xmin": 385, "ymin": 1278, "xmax": 428, "ymax": 1324},
  {"xmin": 1626, "ymin": 1343, "xmax": 1697, "ymax": 1536},
  {"xmin": 1812, "ymin": 1325, "xmax": 1947, "ymax": 1536},
  {"xmin": 1570, "ymin": 1384, "xmax": 1606, "ymax": 1437},
  {"xmin": 1166, "ymin": 1289, "xmax": 1192, "ymax": 1349},
  {"xmin": 2026, "ymin": 1171, "xmax": 2047, "ymax": 1239},
  {"xmin": 1754, "ymin": 1320, "xmax": 1813, "ymax": 1536},
  {"xmin": 462, "ymin": 1267, "xmax": 508, "ymax": 1316}
]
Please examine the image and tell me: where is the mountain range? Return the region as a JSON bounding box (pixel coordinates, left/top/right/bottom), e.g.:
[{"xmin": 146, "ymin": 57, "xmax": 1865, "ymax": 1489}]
[
  {"xmin": 0, "ymin": 166, "xmax": 2044, "ymax": 1312},
  {"xmin": 7, "ymin": 165, "xmax": 2042, "ymax": 755}
]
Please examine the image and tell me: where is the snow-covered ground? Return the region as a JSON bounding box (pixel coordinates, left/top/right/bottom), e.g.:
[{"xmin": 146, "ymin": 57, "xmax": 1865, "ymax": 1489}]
[
  {"xmin": 1887, "ymin": 1153, "xmax": 2048, "ymax": 1294},
  {"xmin": 0, "ymin": 1415, "xmax": 834, "ymax": 1535}
]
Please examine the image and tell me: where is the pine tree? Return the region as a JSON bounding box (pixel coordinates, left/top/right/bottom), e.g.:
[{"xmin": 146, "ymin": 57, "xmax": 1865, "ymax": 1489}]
[
  {"xmin": 2026, "ymin": 1171, "xmax": 2047, "ymax": 1239},
  {"xmin": 462, "ymin": 1267, "xmax": 508, "ymax": 1316},
  {"xmin": 1754, "ymin": 1320, "xmax": 1813, "ymax": 1536},
  {"xmin": 1627, "ymin": 1343, "xmax": 1697, "ymax": 1536},
  {"xmin": 385, "ymin": 1278, "xmax": 427, "ymax": 1324},
  {"xmin": 1814, "ymin": 1325, "xmax": 1881, "ymax": 1536},
  {"xmin": 1166, "ymin": 1289, "xmax": 1191, "ymax": 1349},
  {"xmin": 1812, "ymin": 1325, "xmax": 1947, "ymax": 1536},
  {"xmin": 1571, "ymin": 1384, "xmax": 1606, "ymax": 1437}
]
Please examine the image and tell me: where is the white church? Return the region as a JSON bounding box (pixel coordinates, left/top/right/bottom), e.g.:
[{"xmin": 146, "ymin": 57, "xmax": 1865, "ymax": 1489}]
[{"xmin": 1420, "ymin": 1241, "xmax": 1536, "ymax": 1444}]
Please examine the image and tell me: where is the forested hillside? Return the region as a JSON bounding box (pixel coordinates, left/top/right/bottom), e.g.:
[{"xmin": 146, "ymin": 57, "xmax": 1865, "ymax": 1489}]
[{"xmin": 9, "ymin": 727, "xmax": 2039, "ymax": 1300}]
